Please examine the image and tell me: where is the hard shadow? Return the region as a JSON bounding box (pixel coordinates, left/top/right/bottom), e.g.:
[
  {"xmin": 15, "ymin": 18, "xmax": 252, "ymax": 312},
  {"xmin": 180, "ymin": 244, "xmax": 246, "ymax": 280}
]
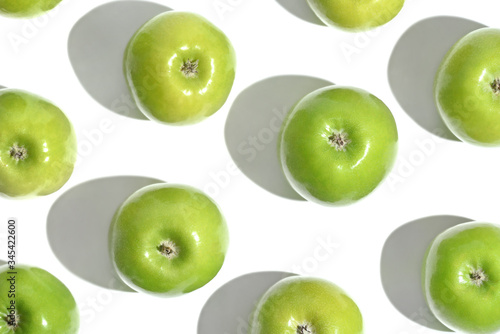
[
  {"xmin": 47, "ymin": 175, "xmax": 163, "ymax": 291},
  {"xmin": 275, "ymin": 0, "xmax": 324, "ymax": 25},
  {"xmin": 68, "ymin": 1, "xmax": 171, "ymax": 120},
  {"xmin": 381, "ymin": 215, "xmax": 472, "ymax": 331},
  {"xmin": 388, "ymin": 16, "xmax": 486, "ymax": 140},
  {"xmin": 198, "ymin": 271, "xmax": 295, "ymax": 334},
  {"xmin": 225, "ymin": 75, "xmax": 333, "ymax": 200}
]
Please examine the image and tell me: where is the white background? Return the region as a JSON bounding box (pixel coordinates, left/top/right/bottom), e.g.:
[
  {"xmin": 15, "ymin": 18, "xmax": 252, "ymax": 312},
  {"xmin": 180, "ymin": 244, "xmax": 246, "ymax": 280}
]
[{"xmin": 1, "ymin": 0, "xmax": 500, "ymax": 333}]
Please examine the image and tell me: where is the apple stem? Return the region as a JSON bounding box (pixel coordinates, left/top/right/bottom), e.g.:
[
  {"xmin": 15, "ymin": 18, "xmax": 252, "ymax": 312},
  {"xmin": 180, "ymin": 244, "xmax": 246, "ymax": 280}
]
[
  {"xmin": 5, "ymin": 311, "xmax": 19, "ymax": 331},
  {"xmin": 181, "ymin": 59, "xmax": 199, "ymax": 78},
  {"xmin": 492, "ymin": 78, "xmax": 500, "ymax": 95},
  {"xmin": 9, "ymin": 143, "xmax": 28, "ymax": 161},
  {"xmin": 328, "ymin": 129, "xmax": 351, "ymax": 151},
  {"xmin": 297, "ymin": 323, "xmax": 315, "ymax": 334},
  {"xmin": 470, "ymin": 268, "xmax": 488, "ymax": 287},
  {"xmin": 157, "ymin": 240, "xmax": 179, "ymax": 260}
]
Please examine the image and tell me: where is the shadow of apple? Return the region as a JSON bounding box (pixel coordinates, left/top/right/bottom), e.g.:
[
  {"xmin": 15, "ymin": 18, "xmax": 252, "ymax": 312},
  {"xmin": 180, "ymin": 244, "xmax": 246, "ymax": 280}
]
[
  {"xmin": 225, "ymin": 75, "xmax": 333, "ymax": 201},
  {"xmin": 68, "ymin": 1, "xmax": 171, "ymax": 120},
  {"xmin": 274, "ymin": 0, "xmax": 324, "ymax": 25},
  {"xmin": 198, "ymin": 271, "xmax": 295, "ymax": 334},
  {"xmin": 388, "ymin": 16, "xmax": 486, "ymax": 141},
  {"xmin": 381, "ymin": 215, "xmax": 472, "ymax": 331},
  {"xmin": 47, "ymin": 175, "xmax": 163, "ymax": 291}
]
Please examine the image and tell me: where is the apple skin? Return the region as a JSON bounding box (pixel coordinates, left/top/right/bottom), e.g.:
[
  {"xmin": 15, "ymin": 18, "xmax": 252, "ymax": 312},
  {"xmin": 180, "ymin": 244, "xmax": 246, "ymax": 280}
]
[
  {"xmin": 0, "ymin": 89, "xmax": 77, "ymax": 198},
  {"xmin": 435, "ymin": 28, "xmax": 500, "ymax": 146},
  {"xmin": 279, "ymin": 86, "xmax": 398, "ymax": 206},
  {"xmin": 124, "ymin": 11, "xmax": 236, "ymax": 125},
  {"xmin": 306, "ymin": 0, "xmax": 404, "ymax": 31},
  {"xmin": 422, "ymin": 222, "xmax": 500, "ymax": 334},
  {"xmin": 0, "ymin": 0, "xmax": 62, "ymax": 18},
  {"xmin": 109, "ymin": 183, "xmax": 229, "ymax": 297},
  {"xmin": 0, "ymin": 265, "xmax": 79, "ymax": 334},
  {"xmin": 248, "ymin": 276, "xmax": 363, "ymax": 334}
]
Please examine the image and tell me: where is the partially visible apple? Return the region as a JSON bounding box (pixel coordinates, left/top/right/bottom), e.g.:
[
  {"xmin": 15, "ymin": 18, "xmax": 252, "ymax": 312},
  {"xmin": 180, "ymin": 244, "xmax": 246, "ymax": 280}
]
[
  {"xmin": 0, "ymin": 0, "xmax": 63, "ymax": 18},
  {"xmin": 306, "ymin": 0, "xmax": 404, "ymax": 31},
  {"xmin": 0, "ymin": 89, "xmax": 77, "ymax": 198},
  {"xmin": 435, "ymin": 28, "xmax": 500, "ymax": 146},
  {"xmin": 109, "ymin": 183, "xmax": 229, "ymax": 297},
  {"xmin": 279, "ymin": 85, "xmax": 398, "ymax": 206},
  {"xmin": 0, "ymin": 264, "xmax": 79, "ymax": 333},
  {"xmin": 249, "ymin": 276, "xmax": 363, "ymax": 333},
  {"xmin": 124, "ymin": 11, "xmax": 236, "ymax": 125},
  {"xmin": 423, "ymin": 222, "xmax": 500, "ymax": 333}
]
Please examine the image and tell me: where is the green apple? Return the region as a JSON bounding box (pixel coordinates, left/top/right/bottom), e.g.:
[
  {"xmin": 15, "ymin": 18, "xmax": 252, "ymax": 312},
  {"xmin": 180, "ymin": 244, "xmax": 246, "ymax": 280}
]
[
  {"xmin": 124, "ymin": 11, "xmax": 236, "ymax": 125},
  {"xmin": 279, "ymin": 86, "xmax": 398, "ymax": 206},
  {"xmin": 423, "ymin": 222, "xmax": 500, "ymax": 333},
  {"xmin": 0, "ymin": 0, "xmax": 62, "ymax": 18},
  {"xmin": 435, "ymin": 28, "xmax": 500, "ymax": 146},
  {"xmin": 109, "ymin": 183, "xmax": 229, "ymax": 296},
  {"xmin": 0, "ymin": 89, "xmax": 77, "ymax": 198},
  {"xmin": 249, "ymin": 276, "xmax": 363, "ymax": 333},
  {"xmin": 0, "ymin": 264, "xmax": 79, "ymax": 334},
  {"xmin": 306, "ymin": 0, "xmax": 404, "ymax": 31}
]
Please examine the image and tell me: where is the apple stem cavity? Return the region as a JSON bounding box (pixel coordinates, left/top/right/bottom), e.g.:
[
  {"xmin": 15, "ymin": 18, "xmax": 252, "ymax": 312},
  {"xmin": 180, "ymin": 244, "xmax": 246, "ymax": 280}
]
[
  {"xmin": 328, "ymin": 129, "xmax": 351, "ymax": 151},
  {"xmin": 492, "ymin": 78, "xmax": 500, "ymax": 95},
  {"xmin": 470, "ymin": 268, "xmax": 488, "ymax": 287},
  {"xmin": 9, "ymin": 143, "xmax": 28, "ymax": 161},
  {"xmin": 181, "ymin": 59, "xmax": 199, "ymax": 78},
  {"xmin": 297, "ymin": 323, "xmax": 315, "ymax": 334},
  {"xmin": 5, "ymin": 311, "xmax": 19, "ymax": 331},
  {"xmin": 157, "ymin": 240, "xmax": 179, "ymax": 260}
]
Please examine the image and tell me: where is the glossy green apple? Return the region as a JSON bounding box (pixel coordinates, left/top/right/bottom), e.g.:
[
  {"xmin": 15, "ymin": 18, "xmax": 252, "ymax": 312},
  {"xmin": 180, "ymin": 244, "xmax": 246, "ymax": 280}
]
[
  {"xmin": 249, "ymin": 276, "xmax": 363, "ymax": 333},
  {"xmin": 109, "ymin": 183, "xmax": 229, "ymax": 296},
  {"xmin": 0, "ymin": 89, "xmax": 77, "ymax": 198},
  {"xmin": 124, "ymin": 11, "xmax": 236, "ymax": 125},
  {"xmin": 279, "ymin": 86, "xmax": 398, "ymax": 206},
  {"xmin": 0, "ymin": 0, "xmax": 62, "ymax": 18},
  {"xmin": 306, "ymin": 0, "xmax": 404, "ymax": 31},
  {"xmin": 0, "ymin": 265, "xmax": 79, "ymax": 334},
  {"xmin": 435, "ymin": 28, "xmax": 500, "ymax": 146},
  {"xmin": 423, "ymin": 222, "xmax": 500, "ymax": 333}
]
